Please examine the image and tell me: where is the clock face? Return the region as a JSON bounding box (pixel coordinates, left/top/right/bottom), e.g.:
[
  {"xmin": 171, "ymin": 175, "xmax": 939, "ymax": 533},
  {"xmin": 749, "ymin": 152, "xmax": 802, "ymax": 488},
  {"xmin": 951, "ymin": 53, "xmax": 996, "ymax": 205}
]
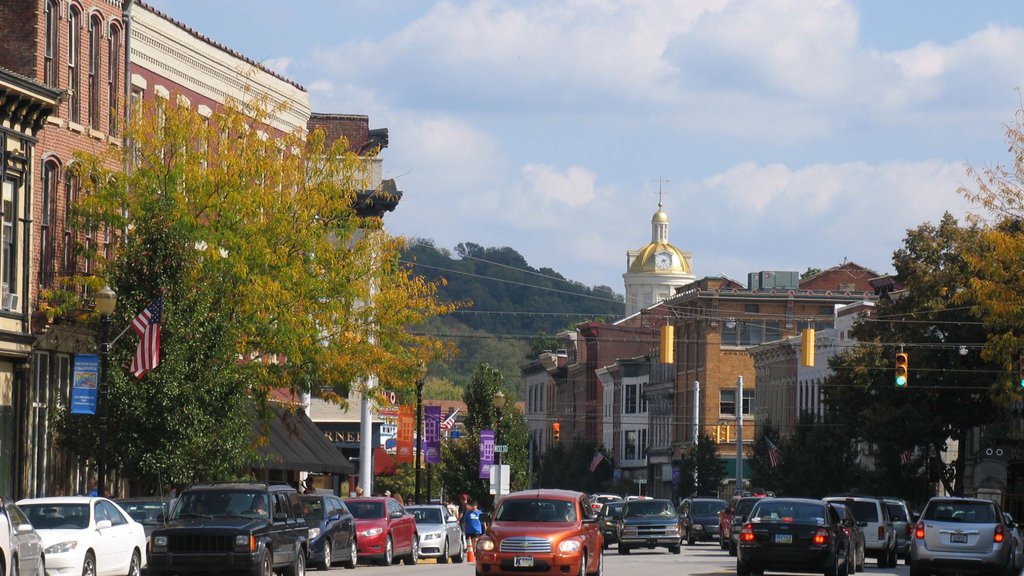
[{"xmin": 655, "ymin": 251, "xmax": 672, "ymax": 270}]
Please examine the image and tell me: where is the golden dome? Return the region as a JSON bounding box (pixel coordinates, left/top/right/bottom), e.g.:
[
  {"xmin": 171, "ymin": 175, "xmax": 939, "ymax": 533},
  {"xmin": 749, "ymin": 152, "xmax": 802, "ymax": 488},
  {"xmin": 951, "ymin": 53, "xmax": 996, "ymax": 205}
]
[
  {"xmin": 652, "ymin": 209, "xmax": 669, "ymax": 223},
  {"xmin": 628, "ymin": 243, "xmax": 692, "ymax": 274}
]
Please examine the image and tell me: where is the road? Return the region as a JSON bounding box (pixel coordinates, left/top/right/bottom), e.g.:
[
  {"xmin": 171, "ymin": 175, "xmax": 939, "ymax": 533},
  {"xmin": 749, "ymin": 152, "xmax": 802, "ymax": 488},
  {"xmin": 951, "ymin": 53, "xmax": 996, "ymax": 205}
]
[{"xmin": 334, "ymin": 542, "xmax": 914, "ymax": 576}]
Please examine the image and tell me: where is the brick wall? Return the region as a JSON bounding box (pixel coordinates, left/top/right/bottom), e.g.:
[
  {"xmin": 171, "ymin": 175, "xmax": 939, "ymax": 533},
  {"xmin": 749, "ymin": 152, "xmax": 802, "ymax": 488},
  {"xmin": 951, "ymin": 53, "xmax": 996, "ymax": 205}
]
[
  {"xmin": 0, "ymin": 2, "xmax": 39, "ymax": 75},
  {"xmin": 309, "ymin": 113, "xmax": 370, "ymax": 153}
]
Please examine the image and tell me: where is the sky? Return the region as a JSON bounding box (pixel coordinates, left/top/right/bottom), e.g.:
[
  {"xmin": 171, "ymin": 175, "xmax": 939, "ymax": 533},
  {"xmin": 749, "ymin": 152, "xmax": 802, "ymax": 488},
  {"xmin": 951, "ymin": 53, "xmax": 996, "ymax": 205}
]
[{"xmin": 146, "ymin": 0, "xmax": 1024, "ymax": 295}]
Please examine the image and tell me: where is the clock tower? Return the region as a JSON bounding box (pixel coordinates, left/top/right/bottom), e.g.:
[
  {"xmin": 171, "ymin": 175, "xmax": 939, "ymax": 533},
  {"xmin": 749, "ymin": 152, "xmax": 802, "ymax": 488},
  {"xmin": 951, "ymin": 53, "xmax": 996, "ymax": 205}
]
[{"xmin": 623, "ymin": 201, "xmax": 695, "ymax": 316}]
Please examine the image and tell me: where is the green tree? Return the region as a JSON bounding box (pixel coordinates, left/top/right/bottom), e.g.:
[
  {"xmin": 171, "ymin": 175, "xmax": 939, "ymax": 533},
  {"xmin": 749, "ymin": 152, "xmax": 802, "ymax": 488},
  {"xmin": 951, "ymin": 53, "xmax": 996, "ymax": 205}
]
[
  {"xmin": 676, "ymin": 434, "xmax": 725, "ymax": 498},
  {"xmin": 537, "ymin": 441, "xmax": 612, "ymax": 494},
  {"xmin": 56, "ymin": 95, "xmax": 453, "ymax": 489}
]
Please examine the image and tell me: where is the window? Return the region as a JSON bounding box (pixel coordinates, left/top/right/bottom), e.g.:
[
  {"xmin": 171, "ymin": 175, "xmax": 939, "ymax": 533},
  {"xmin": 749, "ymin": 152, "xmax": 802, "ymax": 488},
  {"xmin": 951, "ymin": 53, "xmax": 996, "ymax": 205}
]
[
  {"xmin": 44, "ymin": 0, "xmax": 59, "ymax": 87},
  {"xmin": 88, "ymin": 14, "xmax": 102, "ymax": 130},
  {"xmin": 720, "ymin": 389, "xmax": 754, "ymax": 417},
  {"xmin": 108, "ymin": 23, "xmax": 121, "ymax": 136},
  {"xmin": 63, "ymin": 173, "xmax": 80, "ymax": 276},
  {"xmin": 622, "ymin": 429, "xmax": 648, "ymax": 461},
  {"xmin": 40, "ymin": 161, "xmax": 59, "ymax": 289},
  {"xmin": 623, "ymin": 381, "xmax": 648, "ymax": 415},
  {"xmin": 68, "ymin": 6, "xmax": 81, "ymax": 123},
  {"xmin": 2, "ymin": 180, "xmax": 16, "ymax": 294}
]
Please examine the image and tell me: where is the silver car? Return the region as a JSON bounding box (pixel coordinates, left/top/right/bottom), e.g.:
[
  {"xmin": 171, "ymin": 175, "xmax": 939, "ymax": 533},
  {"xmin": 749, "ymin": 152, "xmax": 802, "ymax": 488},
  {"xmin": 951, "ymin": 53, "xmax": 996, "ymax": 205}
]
[
  {"xmin": 885, "ymin": 498, "xmax": 914, "ymax": 562},
  {"xmin": 406, "ymin": 504, "xmax": 466, "ymax": 563},
  {"xmin": 910, "ymin": 497, "xmax": 1015, "ymax": 576}
]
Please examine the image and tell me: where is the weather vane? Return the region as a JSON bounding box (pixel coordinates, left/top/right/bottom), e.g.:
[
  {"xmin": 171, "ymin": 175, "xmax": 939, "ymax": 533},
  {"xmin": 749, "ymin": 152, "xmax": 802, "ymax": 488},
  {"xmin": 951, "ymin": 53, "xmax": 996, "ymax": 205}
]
[{"xmin": 653, "ymin": 177, "xmax": 670, "ymax": 207}]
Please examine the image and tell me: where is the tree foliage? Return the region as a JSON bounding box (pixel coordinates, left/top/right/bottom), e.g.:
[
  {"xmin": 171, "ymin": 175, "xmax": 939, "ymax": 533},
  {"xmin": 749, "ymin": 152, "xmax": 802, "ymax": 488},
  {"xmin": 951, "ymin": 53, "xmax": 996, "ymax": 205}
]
[
  {"xmin": 55, "ymin": 95, "xmax": 454, "ymax": 488},
  {"xmin": 675, "ymin": 433, "xmax": 725, "ymax": 498}
]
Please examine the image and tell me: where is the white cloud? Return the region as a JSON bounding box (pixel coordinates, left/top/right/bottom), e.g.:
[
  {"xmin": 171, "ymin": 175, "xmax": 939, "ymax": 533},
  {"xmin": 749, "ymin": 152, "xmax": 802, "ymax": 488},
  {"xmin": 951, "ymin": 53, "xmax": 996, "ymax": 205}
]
[
  {"xmin": 262, "ymin": 56, "xmax": 292, "ymax": 76},
  {"xmin": 521, "ymin": 164, "xmax": 598, "ymax": 208}
]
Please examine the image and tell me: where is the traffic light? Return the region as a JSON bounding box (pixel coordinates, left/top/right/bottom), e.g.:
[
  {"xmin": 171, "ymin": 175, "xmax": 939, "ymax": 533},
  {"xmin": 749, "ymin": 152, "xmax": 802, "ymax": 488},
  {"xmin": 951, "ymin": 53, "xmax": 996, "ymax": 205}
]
[
  {"xmin": 895, "ymin": 352, "xmax": 909, "ymax": 387},
  {"xmin": 1018, "ymin": 354, "xmax": 1024, "ymax": 389},
  {"xmin": 801, "ymin": 328, "xmax": 815, "ymax": 367},
  {"xmin": 552, "ymin": 422, "xmax": 560, "ymax": 442}
]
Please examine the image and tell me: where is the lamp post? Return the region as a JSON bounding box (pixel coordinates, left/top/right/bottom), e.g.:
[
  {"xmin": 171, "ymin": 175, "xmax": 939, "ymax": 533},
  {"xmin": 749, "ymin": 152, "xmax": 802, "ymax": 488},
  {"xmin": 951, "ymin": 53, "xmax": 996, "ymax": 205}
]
[
  {"xmin": 492, "ymin": 390, "xmax": 506, "ymax": 467},
  {"xmin": 414, "ymin": 363, "xmax": 427, "ymax": 504},
  {"xmin": 95, "ymin": 285, "xmax": 117, "ymax": 498}
]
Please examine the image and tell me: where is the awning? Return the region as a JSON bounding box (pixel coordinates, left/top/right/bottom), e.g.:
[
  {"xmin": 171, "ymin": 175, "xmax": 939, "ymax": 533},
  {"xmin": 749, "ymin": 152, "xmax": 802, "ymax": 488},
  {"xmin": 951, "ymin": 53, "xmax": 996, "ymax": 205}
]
[
  {"xmin": 256, "ymin": 406, "xmax": 355, "ymax": 475},
  {"xmin": 374, "ymin": 447, "xmax": 397, "ymax": 476}
]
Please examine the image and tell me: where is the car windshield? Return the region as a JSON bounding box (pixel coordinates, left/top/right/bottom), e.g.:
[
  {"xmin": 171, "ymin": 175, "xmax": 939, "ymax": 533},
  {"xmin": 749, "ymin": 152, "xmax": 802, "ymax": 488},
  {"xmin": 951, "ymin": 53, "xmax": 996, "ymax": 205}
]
[
  {"xmin": 170, "ymin": 491, "xmax": 269, "ymax": 519},
  {"xmin": 735, "ymin": 499, "xmax": 760, "ymax": 515},
  {"xmin": 347, "ymin": 501, "xmax": 386, "ymax": 520},
  {"xmin": 624, "ymin": 500, "xmax": 675, "ymax": 518},
  {"xmin": 693, "ymin": 501, "xmax": 727, "ymax": 515},
  {"xmin": 603, "ymin": 503, "xmax": 624, "ymax": 518},
  {"xmin": 300, "ymin": 496, "xmax": 324, "ymax": 522},
  {"xmin": 496, "ymin": 499, "xmax": 577, "ymax": 522},
  {"xmin": 408, "ymin": 507, "xmax": 444, "ymax": 524},
  {"xmin": 753, "ymin": 501, "xmax": 825, "ymax": 523},
  {"xmin": 118, "ymin": 500, "xmax": 166, "ymax": 524},
  {"xmin": 924, "ymin": 502, "xmax": 997, "ymax": 523},
  {"xmin": 885, "ymin": 503, "xmax": 906, "ymax": 522},
  {"xmin": 21, "ymin": 503, "xmax": 90, "ymax": 530}
]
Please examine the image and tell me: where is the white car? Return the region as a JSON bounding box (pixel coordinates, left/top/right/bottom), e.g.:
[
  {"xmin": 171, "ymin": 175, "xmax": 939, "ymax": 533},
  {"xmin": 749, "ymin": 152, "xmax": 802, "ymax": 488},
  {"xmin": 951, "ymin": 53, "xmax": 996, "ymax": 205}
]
[
  {"xmin": 17, "ymin": 496, "xmax": 146, "ymax": 576},
  {"xmin": 4, "ymin": 501, "xmax": 44, "ymax": 576}
]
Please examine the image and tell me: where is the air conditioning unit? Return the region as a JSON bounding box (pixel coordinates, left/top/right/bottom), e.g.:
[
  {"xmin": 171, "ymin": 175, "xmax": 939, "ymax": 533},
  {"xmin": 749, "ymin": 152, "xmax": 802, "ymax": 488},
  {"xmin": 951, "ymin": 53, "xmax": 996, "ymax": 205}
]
[{"xmin": 2, "ymin": 292, "xmax": 18, "ymax": 312}]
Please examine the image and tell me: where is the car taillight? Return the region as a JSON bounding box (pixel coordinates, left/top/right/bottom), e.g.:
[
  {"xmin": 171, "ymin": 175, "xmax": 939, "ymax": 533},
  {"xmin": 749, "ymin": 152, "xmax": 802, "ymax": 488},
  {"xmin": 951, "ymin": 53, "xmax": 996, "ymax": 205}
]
[
  {"xmin": 878, "ymin": 526, "xmax": 885, "ymax": 540},
  {"xmin": 740, "ymin": 523, "xmax": 756, "ymax": 542},
  {"xmin": 813, "ymin": 528, "xmax": 829, "ymax": 546},
  {"xmin": 995, "ymin": 524, "xmax": 1005, "ymax": 543},
  {"xmin": 905, "ymin": 523, "xmax": 913, "ymax": 537},
  {"xmin": 914, "ymin": 521, "xmax": 925, "ymax": 539}
]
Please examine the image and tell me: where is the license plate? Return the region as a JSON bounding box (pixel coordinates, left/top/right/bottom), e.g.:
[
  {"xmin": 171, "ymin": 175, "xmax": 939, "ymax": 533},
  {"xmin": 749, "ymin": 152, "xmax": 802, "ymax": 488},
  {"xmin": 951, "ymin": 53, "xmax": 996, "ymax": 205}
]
[
  {"xmin": 950, "ymin": 533, "xmax": 968, "ymax": 544},
  {"xmin": 514, "ymin": 556, "xmax": 534, "ymax": 567},
  {"xmin": 774, "ymin": 534, "xmax": 793, "ymax": 544}
]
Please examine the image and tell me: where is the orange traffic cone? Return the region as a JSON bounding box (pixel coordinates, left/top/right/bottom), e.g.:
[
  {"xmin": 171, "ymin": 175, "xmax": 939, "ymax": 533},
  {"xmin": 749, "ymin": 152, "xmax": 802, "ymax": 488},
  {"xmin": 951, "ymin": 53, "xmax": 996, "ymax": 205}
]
[{"xmin": 467, "ymin": 543, "xmax": 476, "ymax": 563}]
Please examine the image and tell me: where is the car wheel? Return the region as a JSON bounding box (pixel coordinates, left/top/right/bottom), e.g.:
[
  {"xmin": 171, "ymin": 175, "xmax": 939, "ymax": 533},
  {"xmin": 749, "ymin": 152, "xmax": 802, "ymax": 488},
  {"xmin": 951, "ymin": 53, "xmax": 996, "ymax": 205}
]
[
  {"xmin": 857, "ymin": 545, "xmax": 865, "ymax": 572},
  {"xmin": 255, "ymin": 550, "xmax": 273, "ymax": 576},
  {"xmin": 576, "ymin": 551, "xmax": 587, "ymax": 576},
  {"xmin": 669, "ymin": 545, "xmax": 681, "ymax": 555},
  {"xmin": 839, "ymin": 551, "xmax": 850, "ymax": 576},
  {"xmin": 618, "ymin": 545, "xmax": 630, "ymax": 555},
  {"xmin": 402, "ymin": 536, "xmax": 418, "ymax": 565},
  {"xmin": 825, "ymin": 553, "xmax": 840, "ymax": 576},
  {"xmin": 82, "ymin": 552, "xmax": 96, "ymax": 576},
  {"xmin": 909, "ymin": 565, "xmax": 925, "ymax": 576},
  {"xmin": 342, "ymin": 538, "xmax": 357, "ymax": 570},
  {"xmin": 35, "ymin": 556, "xmax": 45, "ymax": 576},
  {"xmin": 128, "ymin": 550, "xmax": 141, "ymax": 576},
  {"xmin": 439, "ymin": 539, "xmax": 449, "ymax": 564},
  {"xmin": 379, "ymin": 536, "xmax": 393, "ymax": 566},
  {"xmin": 285, "ymin": 549, "xmax": 305, "ymax": 576},
  {"xmin": 320, "ymin": 540, "xmax": 332, "ymax": 571},
  {"xmin": 593, "ymin": 549, "xmax": 603, "ymax": 576},
  {"xmin": 729, "ymin": 539, "xmax": 737, "ymax": 557},
  {"xmin": 889, "ymin": 547, "xmax": 898, "ymax": 568},
  {"xmin": 453, "ymin": 537, "xmax": 466, "ymax": 564}
]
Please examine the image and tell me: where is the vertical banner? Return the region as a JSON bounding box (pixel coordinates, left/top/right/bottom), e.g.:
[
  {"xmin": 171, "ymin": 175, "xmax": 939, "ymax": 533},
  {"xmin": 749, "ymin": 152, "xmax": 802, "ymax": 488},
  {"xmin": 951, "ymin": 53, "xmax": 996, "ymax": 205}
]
[
  {"xmin": 424, "ymin": 405, "xmax": 441, "ymax": 464},
  {"xmin": 70, "ymin": 354, "xmax": 100, "ymax": 415},
  {"xmin": 479, "ymin": 430, "xmax": 494, "ymax": 479},
  {"xmin": 396, "ymin": 405, "xmax": 414, "ymax": 463}
]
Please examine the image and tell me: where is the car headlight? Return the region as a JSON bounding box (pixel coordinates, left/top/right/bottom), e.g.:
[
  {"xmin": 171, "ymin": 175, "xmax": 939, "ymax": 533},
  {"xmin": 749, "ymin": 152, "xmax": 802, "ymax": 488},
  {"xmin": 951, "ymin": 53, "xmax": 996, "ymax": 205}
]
[
  {"xmin": 558, "ymin": 540, "xmax": 582, "ymax": 553},
  {"xmin": 152, "ymin": 536, "xmax": 168, "ymax": 550},
  {"xmin": 359, "ymin": 527, "xmax": 383, "ymax": 537},
  {"xmin": 477, "ymin": 538, "xmax": 495, "ymax": 551},
  {"xmin": 424, "ymin": 532, "xmax": 442, "ymax": 540},
  {"xmin": 693, "ymin": 524, "xmax": 703, "ymax": 530},
  {"xmin": 309, "ymin": 527, "xmax": 321, "ymax": 540},
  {"xmin": 46, "ymin": 540, "xmax": 78, "ymax": 554}
]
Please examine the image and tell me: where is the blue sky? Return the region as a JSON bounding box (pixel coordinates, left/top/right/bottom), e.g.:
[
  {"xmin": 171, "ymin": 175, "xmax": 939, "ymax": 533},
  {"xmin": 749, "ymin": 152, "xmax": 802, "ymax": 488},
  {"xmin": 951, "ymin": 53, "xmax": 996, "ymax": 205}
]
[{"xmin": 147, "ymin": 0, "xmax": 1024, "ymax": 293}]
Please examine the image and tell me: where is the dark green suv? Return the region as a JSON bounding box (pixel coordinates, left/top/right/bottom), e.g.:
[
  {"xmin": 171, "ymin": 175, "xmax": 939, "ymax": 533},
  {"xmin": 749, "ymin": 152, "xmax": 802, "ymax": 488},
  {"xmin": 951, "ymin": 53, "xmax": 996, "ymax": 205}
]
[{"xmin": 147, "ymin": 481, "xmax": 309, "ymax": 576}]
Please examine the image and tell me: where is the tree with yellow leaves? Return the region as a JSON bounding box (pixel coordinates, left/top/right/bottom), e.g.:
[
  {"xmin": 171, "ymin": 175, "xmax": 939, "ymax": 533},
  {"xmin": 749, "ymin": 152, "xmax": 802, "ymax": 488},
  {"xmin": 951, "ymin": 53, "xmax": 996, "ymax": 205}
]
[{"xmin": 57, "ymin": 95, "xmax": 456, "ymax": 487}]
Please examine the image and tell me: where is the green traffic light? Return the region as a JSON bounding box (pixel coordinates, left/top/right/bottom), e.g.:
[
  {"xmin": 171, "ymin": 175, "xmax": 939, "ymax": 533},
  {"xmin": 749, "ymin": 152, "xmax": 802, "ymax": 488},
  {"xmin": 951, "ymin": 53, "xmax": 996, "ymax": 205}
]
[{"xmin": 896, "ymin": 376, "xmax": 907, "ymax": 387}]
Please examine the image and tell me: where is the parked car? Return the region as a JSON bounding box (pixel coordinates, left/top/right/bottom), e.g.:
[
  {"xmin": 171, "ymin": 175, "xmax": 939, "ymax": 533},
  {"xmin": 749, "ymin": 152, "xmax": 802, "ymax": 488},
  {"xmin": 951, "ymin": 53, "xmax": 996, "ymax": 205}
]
[
  {"xmin": 344, "ymin": 496, "xmax": 418, "ymax": 565},
  {"xmin": 589, "ymin": 494, "xmax": 623, "ymax": 515},
  {"xmin": 737, "ymin": 497, "xmax": 852, "ymax": 576},
  {"xmin": 3, "ymin": 500, "xmax": 45, "ymax": 576},
  {"xmin": 910, "ymin": 497, "xmax": 1015, "ymax": 576},
  {"xmin": 300, "ymin": 493, "xmax": 357, "ymax": 570},
  {"xmin": 678, "ymin": 497, "xmax": 727, "ymax": 545},
  {"xmin": 830, "ymin": 501, "xmax": 866, "ymax": 572},
  {"xmin": 145, "ymin": 481, "xmax": 308, "ymax": 576},
  {"xmin": 824, "ymin": 495, "xmax": 897, "ymax": 567},
  {"xmin": 406, "ymin": 504, "xmax": 465, "ymax": 563},
  {"xmin": 726, "ymin": 495, "xmax": 770, "ymax": 556},
  {"xmin": 599, "ymin": 502, "xmax": 624, "ymax": 548},
  {"xmin": 474, "ymin": 489, "xmax": 603, "ymax": 576},
  {"xmin": 116, "ymin": 497, "xmax": 170, "ymax": 537},
  {"xmin": 1004, "ymin": 512, "xmax": 1024, "ymax": 572},
  {"xmin": 19, "ymin": 496, "xmax": 147, "ymax": 576},
  {"xmin": 617, "ymin": 498, "xmax": 683, "ymax": 555},
  {"xmin": 884, "ymin": 497, "xmax": 914, "ymax": 563}
]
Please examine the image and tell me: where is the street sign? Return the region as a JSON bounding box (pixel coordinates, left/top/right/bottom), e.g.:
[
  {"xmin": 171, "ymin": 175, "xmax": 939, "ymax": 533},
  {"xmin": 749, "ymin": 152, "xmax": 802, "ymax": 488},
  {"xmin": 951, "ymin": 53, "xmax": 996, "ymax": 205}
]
[
  {"xmin": 489, "ymin": 464, "xmax": 510, "ymax": 496},
  {"xmin": 494, "ymin": 444, "xmax": 508, "ymax": 453},
  {"xmin": 635, "ymin": 478, "xmax": 647, "ymax": 484},
  {"xmin": 451, "ymin": 430, "xmax": 460, "ymax": 438}
]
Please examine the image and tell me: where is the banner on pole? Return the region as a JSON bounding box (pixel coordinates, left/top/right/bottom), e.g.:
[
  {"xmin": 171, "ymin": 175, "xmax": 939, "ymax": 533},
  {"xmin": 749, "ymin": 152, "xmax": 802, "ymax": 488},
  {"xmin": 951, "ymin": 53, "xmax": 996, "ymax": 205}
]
[
  {"xmin": 396, "ymin": 405, "xmax": 414, "ymax": 463},
  {"xmin": 424, "ymin": 405, "xmax": 441, "ymax": 464},
  {"xmin": 70, "ymin": 354, "xmax": 100, "ymax": 415},
  {"xmin": 479, "ymin": 430, "xmax": 494, "ymax": 479}
]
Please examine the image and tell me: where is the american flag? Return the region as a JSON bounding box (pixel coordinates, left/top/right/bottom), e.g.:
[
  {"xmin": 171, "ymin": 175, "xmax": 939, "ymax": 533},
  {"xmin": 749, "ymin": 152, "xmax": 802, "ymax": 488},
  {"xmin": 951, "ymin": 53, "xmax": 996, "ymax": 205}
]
[
  {"xmin": 900, "ymin": 450, "xmax": 912, "ymax": 465},
  {"xmin": 130, "ymin": 298, "xmax": 163, "ymax": 379},
  {"xmin": 589, "ymin": 449, "xmax": 605, "ymax": 472},
  {"xmin": 439, "ymin": 408, "xmax": 459, "ymax": 432},
  {"xmin": 767, "ymin": 438, "xmax": 782, "ymax": 469}
]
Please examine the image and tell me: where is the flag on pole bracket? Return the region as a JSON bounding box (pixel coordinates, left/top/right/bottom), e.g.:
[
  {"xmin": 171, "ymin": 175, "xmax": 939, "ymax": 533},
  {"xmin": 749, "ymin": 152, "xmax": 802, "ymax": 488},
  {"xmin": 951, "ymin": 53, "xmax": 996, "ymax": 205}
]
[
  {"xmin": 900, "ymin": 450, "xmax": 912, "ymax": 465},
  {"xmin": 131, "ymin": 297, "xmax": 163, "ymax": 380},
  {"xmin": 440, "ymin": 408, "xmax": 459, "ymax": 432},
  {"xmin": 589, "ymin": 449, "xmax": 605, "ymax": 472},
  {"xmin": 767, "ymin": 438, "xmax": 782, "ymax": 468}
]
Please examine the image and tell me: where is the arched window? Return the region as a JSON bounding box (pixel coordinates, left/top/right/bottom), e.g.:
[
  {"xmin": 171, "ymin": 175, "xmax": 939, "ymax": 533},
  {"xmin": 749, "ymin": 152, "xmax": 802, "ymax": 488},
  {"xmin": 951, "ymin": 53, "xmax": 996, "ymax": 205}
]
[
  {"xmin": 43, "ymin": 0, "xmax": 59, "ymax": 87},
  {"xmin": 63, "ymin": 170, "xmax": 80, "ymax": 276},
  {"xmin": 68, "ymin": 5, "xmax": 82, "ymax": 123},
  {"xmin": 108, "ymin": 23, "xmax": 122, "ymax": 136},
  {"xmin": 88, "ymin": 13, "xmax": 103, "ymax": 130},
  {"xmin": 40, "ymin": 160, "xmax": 60, "ymax": 289}
]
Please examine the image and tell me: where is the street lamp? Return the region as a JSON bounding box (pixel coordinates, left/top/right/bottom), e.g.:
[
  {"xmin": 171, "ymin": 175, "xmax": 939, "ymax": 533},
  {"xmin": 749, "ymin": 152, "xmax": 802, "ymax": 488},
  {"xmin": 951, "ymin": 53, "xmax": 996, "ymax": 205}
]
[
  {"xmin": 95, "ymin": 285, "xmax": 117, "ymax": 498},
  {"xmin": 414, "ymin": 362, "xmax": 427, "ymax": 504},
  {"xmin": 492, "ymin": 390, "xmax": 506, "ymax": 467}
]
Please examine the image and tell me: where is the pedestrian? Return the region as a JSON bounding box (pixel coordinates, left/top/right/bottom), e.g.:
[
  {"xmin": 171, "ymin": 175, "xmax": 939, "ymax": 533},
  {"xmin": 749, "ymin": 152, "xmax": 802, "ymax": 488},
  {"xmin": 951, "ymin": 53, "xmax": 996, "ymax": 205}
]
[
  {"xmin": 461, "ymin": 499, "xmax": 485, "ymax": 550},
  {"xmin": 446, "ymin": 498, "xmax": 459, "ymax": 520},
  {"xmin": 384, "ymin": 490, "xmax": 391, "ymax": 498},
  {"xmin": 85, "ymin": 478, "xmax": 98, "ymax": 497},
  {"xmin": 354, "ymin": 486, "xmax": 364, "ymax": 497},
  {"xmin": 458, "ymin": 493, "xmax": 469, "ymax": 520},
  {"xmin": 393, "ymin": 493, "xmax": 404, "ymax": 507}
]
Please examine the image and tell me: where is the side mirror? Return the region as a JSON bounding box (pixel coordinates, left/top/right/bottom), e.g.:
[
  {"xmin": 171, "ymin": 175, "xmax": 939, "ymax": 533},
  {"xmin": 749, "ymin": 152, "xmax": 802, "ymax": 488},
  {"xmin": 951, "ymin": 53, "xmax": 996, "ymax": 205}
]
[
  {"xmin": 15, "ymin": 523, "xmax": 33, "ymax": 534},
  {"xmin": 95, "ymin": 519, "xmax": 112, "ymax": 530},
  {"xmin": 391, "ymin": 511, "xmax": 403, "ymax": 519}
]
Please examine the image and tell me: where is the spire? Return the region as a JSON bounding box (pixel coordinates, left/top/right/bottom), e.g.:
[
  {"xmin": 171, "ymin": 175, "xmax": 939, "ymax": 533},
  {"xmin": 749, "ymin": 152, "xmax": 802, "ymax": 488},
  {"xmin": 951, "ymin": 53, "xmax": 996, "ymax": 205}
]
[{"xmin": 652, "ymin": 178, "xmax": 669, "ymax": 244}]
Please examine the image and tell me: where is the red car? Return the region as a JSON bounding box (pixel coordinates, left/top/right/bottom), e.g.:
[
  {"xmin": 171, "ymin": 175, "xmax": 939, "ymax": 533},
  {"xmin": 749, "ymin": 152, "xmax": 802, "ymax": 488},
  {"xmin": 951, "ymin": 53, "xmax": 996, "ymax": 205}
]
[{"xmin": 344, "ymin": 497, "xmax": 418, "ymax": 566}]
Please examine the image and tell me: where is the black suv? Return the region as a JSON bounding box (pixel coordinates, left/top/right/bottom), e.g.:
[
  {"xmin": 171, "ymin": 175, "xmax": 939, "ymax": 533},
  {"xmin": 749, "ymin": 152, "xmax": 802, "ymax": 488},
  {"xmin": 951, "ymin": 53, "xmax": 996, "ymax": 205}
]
[{"xmin": 147, "ymin": 481, "xmax": 309, "ymax": 576}]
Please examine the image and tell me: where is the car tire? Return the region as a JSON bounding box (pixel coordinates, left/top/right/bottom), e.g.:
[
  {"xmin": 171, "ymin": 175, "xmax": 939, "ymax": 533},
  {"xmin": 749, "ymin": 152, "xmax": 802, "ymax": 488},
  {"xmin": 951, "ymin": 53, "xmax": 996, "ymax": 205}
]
[
  {"xmin": 687, "ymin": 530, "xmax": 695, "ymax": 546},
  {"xmin": 378, "ymin": 536, "xmax": 393, "ymax": 566},
  {"xmin": 36, "ymin": 556, "xmax": 45, "ymax": 576},
  {"xmin": 669, "ymin": 545, "xmax": 681, "ymax": 555},
  {"xmin": 439, "ymin": 540, "xmax": 449, "ymax": 564},
  {"xmin": 909, "ymin": 565, "xmax": 925, "ymax": 576},
  {"xmin": 729, "ymin": 540, "xmax": 737, "ymax": 557},
  {"xmin": 128, "ymin": 550, "xmax": 142, "ymax": 576},
  {"xmin": 255, "ymin": 550, "xmax": 273, "ymax": 576},
  {"xmin": 320, "ymin": 540, "xmax": 332, "ymax": 571},
  {"xmin": 402, "ymin": 536, "xmax": 418, "ymax": 565},
  {"xmin": 825, "ymin": 553, "xmax": 840, "ymax": 576},
  {"xmin": 343, "ymin": 538, "xmax": 357, "ymax": 570},
  {"xmin": 82, "ymin": 552, "xmax": 96, "ymax": 576},
  {"xmin": 576, "ymin": 551, "xmax": 587, "ymax": 576},
  {"xmin": 453, "ymin": 537, "xmax": 466, "ymax": 564},
  {"xmin": 285, "ymin": 548, "xmax": 305, "ymax": 576},
  {"xmin": 618, "ymin": 545, "xmax": 630, "ymax": 555}
]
